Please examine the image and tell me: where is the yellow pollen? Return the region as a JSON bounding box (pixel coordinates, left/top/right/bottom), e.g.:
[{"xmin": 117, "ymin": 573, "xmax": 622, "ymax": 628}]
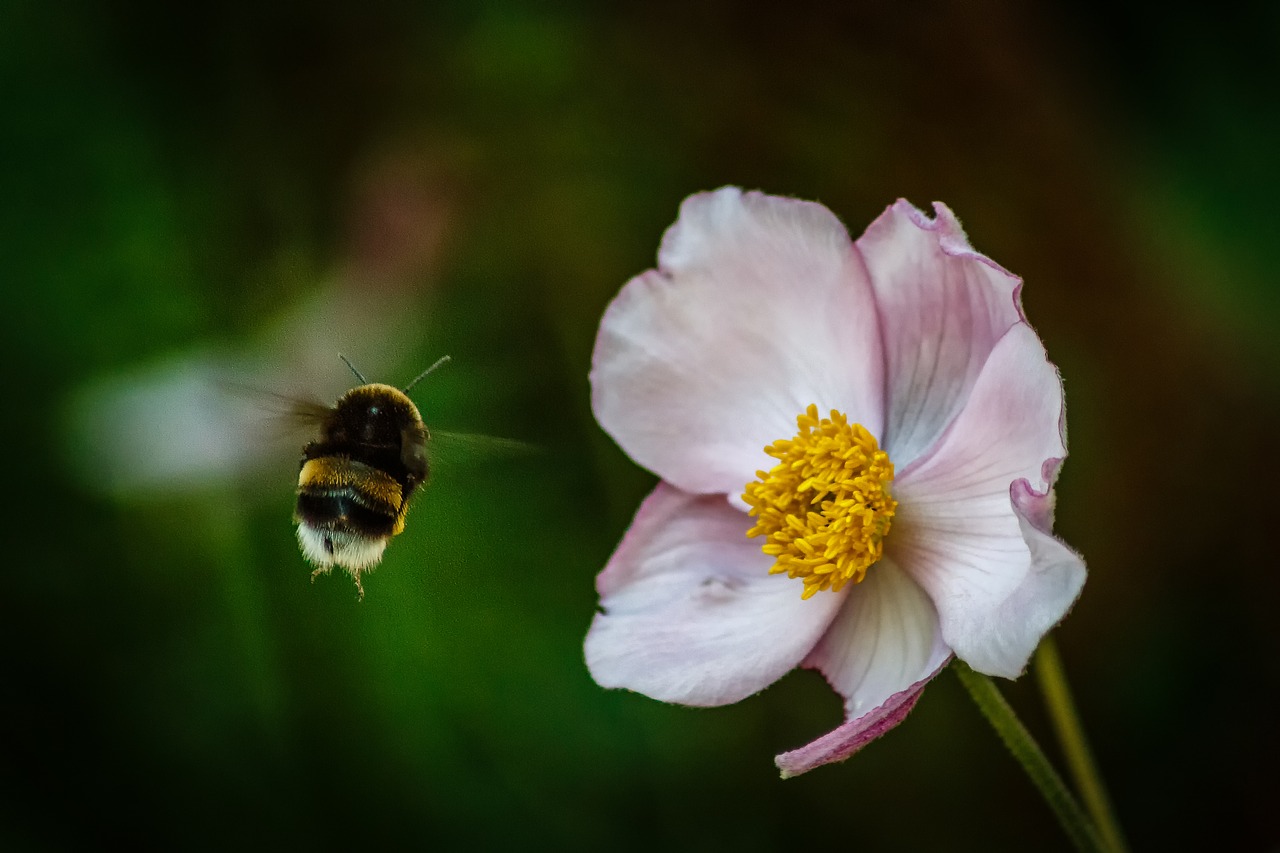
[{"xmin": 742, "ymin": 404, "xmax": 897, "ymax": 599}]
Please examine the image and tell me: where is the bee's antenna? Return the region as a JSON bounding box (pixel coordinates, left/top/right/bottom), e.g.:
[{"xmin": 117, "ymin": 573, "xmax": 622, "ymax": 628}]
[
  {"xmin": 339, "ymin": 354, "xmax": 368, "ymax": 384},
  {"xmin": 403, "ymin": 355, "xmax": 452, "ymax": 393}
]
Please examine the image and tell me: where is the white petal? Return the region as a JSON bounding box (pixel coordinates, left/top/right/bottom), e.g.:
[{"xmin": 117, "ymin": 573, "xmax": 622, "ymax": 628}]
[
  {"xmin": 857, "ymin": 200, "xmax": 1025, "ymax": 466},
  {"xmin": 591, "ymin": 187, "xmax": 885, "ymax": 499},
  {"xmin": 804, "ymin": 557, "xmax": 952, "ymax": 718},
  {"xmin": 891, "ymin": 323, "xmax": 1084, "ymax": 677},
  {"xmin": 585, "ymin": 482, "xmax": 845, "ymax": 706},
  {"xmin": 770, "ymin": 558, "xmax": 951, "ymax": 776}
]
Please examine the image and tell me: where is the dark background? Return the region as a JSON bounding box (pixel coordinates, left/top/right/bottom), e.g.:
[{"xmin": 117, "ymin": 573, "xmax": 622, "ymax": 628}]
[{"xmin": 3, "ymin": 1, "xmax": 1277, "ymax": 849}]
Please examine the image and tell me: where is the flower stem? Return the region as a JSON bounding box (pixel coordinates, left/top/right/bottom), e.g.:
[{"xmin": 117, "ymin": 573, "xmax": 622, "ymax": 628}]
[
  {"xmin": 1035, "ymin": 636, "xmax": 1129, "ymax": 853},
  {"xmin": 952, "ymin": 659, "xmax": 1106, "ymax": 853}
]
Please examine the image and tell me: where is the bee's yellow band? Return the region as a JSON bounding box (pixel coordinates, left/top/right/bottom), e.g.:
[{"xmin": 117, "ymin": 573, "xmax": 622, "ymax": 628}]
[{"xmin": 298, "ymin": 458, "xmax": 404, "ymax": 510}]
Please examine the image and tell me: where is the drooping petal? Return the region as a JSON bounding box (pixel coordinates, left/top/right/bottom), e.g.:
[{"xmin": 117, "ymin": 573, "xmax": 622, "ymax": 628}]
[
  {"xmin": 891, "ymin": 323, "xmax": 1085, "ymax": 678},
  {"xmin": 591, "ymin": 187, "xmax": 885, "ymax": 499},
  {"xmin": 775, "ymin": 669, "xmax": 946, "ymax": 779},
  {"xmin": 586, "ymin": 482, "xmax": 845, "ymax": 706},
  {"xmin": 857, "ymin": 200, "xmax": 1026, "ymax": 466}
]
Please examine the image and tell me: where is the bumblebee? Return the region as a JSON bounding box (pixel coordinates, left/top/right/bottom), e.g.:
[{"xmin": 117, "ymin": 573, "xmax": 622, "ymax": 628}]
[{"xmin": 295, "ymin": 355, "xmax": 448, "ymax": 598}]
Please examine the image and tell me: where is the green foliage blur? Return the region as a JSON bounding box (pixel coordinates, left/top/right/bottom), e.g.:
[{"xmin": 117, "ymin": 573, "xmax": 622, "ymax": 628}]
[{"xmin": 3, "ymin": 1, "xmax": 1278, "ymax": 849}]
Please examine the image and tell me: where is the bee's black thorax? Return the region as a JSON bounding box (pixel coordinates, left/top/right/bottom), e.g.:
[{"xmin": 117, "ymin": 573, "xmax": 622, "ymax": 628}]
[{"xmin": 295, "ymin": 384, "xmax": 429, "ymax": 536}]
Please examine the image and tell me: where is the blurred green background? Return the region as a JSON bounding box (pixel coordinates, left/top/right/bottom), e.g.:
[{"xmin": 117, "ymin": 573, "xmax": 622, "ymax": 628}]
[{"xmin": 3, "ymin": 1, "xmax": 1278, "ymax": 849}]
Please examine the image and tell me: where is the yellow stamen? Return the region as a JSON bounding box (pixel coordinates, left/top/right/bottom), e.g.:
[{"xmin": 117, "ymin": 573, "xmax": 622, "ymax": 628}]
[{"xmin": 742, "ymin": 405, "xmax": 897, "ymax": 599}]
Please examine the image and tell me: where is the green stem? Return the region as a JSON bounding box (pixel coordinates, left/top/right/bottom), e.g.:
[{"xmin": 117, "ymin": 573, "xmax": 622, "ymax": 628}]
[
  {"xmin": 952, "ymin": 660, "xmax": 1106, "ymax": 853},
  {"xmin": 1035, "ymin": 636, "xmax": 1129, "ymax": 853}
]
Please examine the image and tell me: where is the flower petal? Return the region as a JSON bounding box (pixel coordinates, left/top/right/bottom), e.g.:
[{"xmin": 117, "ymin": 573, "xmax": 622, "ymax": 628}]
[
  {"xmin": 775, "ymin": 673, "xmax": 946, "ymax": 779},
  {"xmin": 891, "ymin": 323, "xmax": 1085, "ymax": 678},
  {"xmin": 772, "ymin": 558, "xmax": 952, "ymax": 776},
  {"xmin": 585, "ymin": 482, "xmax": 845, "ymax": 706},
  {"xmin": 857, "ymin": 200, "xmax": 1026, "ymax": 466},
  {"xmin": 805, "ymin": 557, "xmax": 952, "ymax": 717},
  {"xmin": 591, "ymin": 187, "xmax": 885, "ymax": 499}
]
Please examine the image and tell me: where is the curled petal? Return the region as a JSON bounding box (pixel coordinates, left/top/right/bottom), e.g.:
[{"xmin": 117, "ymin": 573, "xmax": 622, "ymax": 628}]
[
  {"xmin": 586, "ymin": 483, "xmax": 845, "ymax": 706},
  {"xmin": 857, "ymin": 200, "xmax": 1026, "ymax": 466},
  {"xmin": 892, "ymin": 323, "xmax": 1084, "ymax": 677},
  {"xmin": 591, "ymin": 187, "xmax": 885, "ymax": 500},
  {"xmin": 775, "ymin": 662, "xmax": 947, "ymax": 779}
]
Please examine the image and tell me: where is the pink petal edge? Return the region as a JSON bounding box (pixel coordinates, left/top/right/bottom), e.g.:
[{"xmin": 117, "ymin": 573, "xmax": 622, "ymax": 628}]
[
  {"xmin": 1012, "ymin": 456, "xmax": 1066, "ymax": 533},
  {"xmin": 897, "ymin": 200, "xmax": 1028, "ymax": 325},
  {"xmin": 858, "ymin": 199, "xmax": 1028, "ymax": 467},
  {"xmin": 774, "ymin": 658, "xmax": 951, "ymax": 778}
]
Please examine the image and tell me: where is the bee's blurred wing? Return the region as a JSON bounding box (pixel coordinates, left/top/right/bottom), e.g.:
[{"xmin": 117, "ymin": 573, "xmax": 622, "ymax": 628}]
[{"xmin": 428, "ymin": 431, "xmax": 541, "ymax": 465}]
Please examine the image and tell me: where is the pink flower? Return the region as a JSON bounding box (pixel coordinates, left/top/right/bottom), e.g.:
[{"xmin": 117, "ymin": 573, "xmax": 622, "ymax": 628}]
[{"xmin": 585, "ymin": 188, "xmax": 1086, "ymax": 777}]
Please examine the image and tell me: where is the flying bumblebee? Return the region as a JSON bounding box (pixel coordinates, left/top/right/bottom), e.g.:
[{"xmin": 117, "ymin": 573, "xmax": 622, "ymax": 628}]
[{"xmin": 294, "ymin": 355, "xmax": 449, "ymax": 599}]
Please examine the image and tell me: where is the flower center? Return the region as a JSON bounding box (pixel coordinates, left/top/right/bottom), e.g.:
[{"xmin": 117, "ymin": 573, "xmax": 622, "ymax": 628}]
[{"xmin": 743, "ymin": 404, "xmax": 897, "ymax": 599}]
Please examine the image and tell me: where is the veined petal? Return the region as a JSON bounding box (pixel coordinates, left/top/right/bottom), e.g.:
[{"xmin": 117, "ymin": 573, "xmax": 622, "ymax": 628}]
[
  {"xmin": 891, "ymin": 323, "xmax": 1084, "ymax": 677},
  {"xmin": 857, "ymin": 200, "xmax": 1025, "ymax": 466},
  {"xmin": 804, "ymin": 557, "xmax": 952, "ymax": 718},
  {"xmin": 586, "ymin": 482, "xmax": 845, "ymax": 706},
  {"xmin": 591, "ymin": 187, "xmax": 885, "ymax": 499},
  {"xmin": 773, "ymin": 558, "xmax": 952, "ymax": 776}
]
